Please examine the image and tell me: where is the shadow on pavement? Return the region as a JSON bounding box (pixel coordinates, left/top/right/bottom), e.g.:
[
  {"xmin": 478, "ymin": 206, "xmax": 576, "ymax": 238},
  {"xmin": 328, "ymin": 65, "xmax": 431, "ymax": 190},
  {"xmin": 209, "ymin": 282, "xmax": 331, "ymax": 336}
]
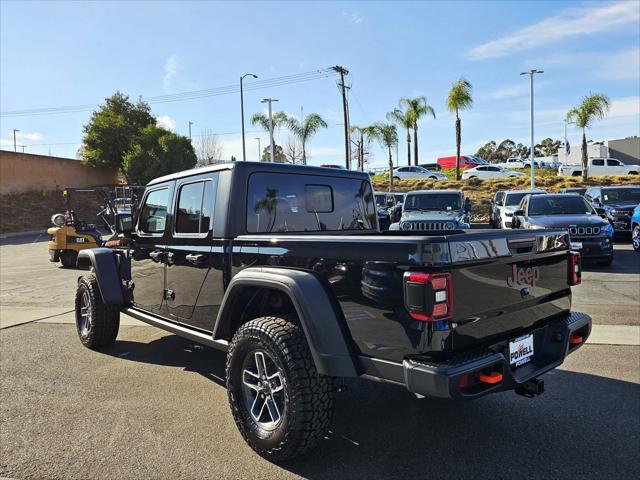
[
  {"xmin": 101, "ymin": 334, "xmax": 640, "ymax": 479},
  {"xmin": 582, "ymin": 245, "xmax": 640, "ymax": 274},
  {"xmin": 0, "ymin": 232, "xmax": 48, "ymax": 246}
]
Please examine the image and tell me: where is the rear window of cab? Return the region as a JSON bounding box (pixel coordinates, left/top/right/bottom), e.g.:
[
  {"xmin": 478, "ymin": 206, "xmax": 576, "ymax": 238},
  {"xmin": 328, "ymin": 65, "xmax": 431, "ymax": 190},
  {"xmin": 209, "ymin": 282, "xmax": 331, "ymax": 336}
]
[{"xmin": 246, "ymin": 172, "xmax": 376, "ymax": 233}]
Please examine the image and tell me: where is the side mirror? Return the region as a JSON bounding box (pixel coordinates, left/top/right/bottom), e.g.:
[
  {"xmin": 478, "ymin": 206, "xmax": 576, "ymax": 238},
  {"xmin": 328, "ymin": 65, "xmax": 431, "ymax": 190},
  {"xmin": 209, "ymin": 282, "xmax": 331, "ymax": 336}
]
[{"xmin": 513, "ymin": 209, "xmax": 525, "ymax": 217}]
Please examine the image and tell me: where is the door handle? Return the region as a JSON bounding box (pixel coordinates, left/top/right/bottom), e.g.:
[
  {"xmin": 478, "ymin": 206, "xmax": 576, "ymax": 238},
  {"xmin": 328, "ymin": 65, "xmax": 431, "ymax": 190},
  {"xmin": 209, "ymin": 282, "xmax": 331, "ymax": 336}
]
[
  {"xmin": 149, "ymin": 250, "xmax": 164, "ymax": 263},
  {"xmin": 185, "ymin": 253, "xmax": 204, "ymax": 266}
]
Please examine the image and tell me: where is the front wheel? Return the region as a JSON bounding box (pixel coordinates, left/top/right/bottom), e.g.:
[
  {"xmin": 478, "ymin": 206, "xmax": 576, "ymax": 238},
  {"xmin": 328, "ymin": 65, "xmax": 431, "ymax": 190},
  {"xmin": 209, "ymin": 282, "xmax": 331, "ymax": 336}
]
[
  {"xmin": 226, "ymin": 317, "xmax": 334, "ymax": 462},
  {"xmin": 60, "ymin": 250, "xmax": 78, "ymax": 268},
  {"xmin": 632, "ymin": 226, "xmax": 640, "ymax": 252},
  {"xmin": 75, "ymin": 275, "xmax": 120, "ymax": 349},
  {"xmin": 628, "ymin": 171, "xmax": 638, "ymax": 175}
]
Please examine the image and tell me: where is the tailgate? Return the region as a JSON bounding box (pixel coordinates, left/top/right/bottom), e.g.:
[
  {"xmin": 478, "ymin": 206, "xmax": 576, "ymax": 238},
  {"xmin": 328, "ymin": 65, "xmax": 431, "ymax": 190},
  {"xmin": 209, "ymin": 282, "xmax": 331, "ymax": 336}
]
[{"xmin": 448, "ymin": 231, "xmax": 571, "ymax": 351}]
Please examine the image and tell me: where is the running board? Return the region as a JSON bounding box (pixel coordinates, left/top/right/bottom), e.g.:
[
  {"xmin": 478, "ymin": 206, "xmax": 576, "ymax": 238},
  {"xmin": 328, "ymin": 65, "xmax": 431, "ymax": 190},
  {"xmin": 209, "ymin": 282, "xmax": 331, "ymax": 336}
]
[{"xmin": 122, "ymin": 307, "xmax": 229, "ymax": 352}]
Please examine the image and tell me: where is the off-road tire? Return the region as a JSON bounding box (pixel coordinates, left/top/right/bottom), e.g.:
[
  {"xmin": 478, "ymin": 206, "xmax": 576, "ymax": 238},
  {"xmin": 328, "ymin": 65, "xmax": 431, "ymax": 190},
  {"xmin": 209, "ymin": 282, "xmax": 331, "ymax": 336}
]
[
  {"xmin": 75, "ymin": 275, "xmax": 120, "ymax": 349},
  {"xmin": 226, "ymin": 316, "xmax": 334, "ymax": 462},
  {"xmin": 60, "ymin": 250, "xmax": 78, "ymax": 268}
]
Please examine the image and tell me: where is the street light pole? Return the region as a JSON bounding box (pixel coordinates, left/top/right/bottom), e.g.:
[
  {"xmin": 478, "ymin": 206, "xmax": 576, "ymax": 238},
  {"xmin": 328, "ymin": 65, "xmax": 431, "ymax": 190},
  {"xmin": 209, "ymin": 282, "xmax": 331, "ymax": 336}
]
[
  {"xmin": 240, "ymin": 73, "xmax": 258, "ymax": 161},
  {"xmin": 255, "ymin": 137, "xmax": 261, "ymax": 161},
  {"xmin": 520, "ymin": 69, "xmax": 543, "ymax": 189},
  {"xmin": 261, "ymin": 98, "xmax": 278, "ymax": 162},
  {"xmin": 13, "ymin": 129, "xmax": 19, "ymax": 152},
  {"xmin": 188, "ymin": 121, "xmax": 193, "ymax": 141}
]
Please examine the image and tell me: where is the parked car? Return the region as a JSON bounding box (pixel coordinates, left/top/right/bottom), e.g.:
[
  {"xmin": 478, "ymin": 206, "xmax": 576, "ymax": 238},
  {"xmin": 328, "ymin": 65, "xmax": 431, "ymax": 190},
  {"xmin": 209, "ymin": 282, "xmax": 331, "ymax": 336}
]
[
  {"xmin": 73, "ymin": 161, "xmax": 590, "ymax": 462},
  {"xmin": 392, "ymin": 165, "xmax": 447, "ymax": 181},
  {"xmin": 462, "ymin": 165, "xmax": 526, "ymax": 180},
  {"xmin": 389, "ymin": 189, "xmax": 471, "ymax": 231},
  {"xmin": 375, "ymin": 192, "xmax": 404, "ymax": 230},
  {"xmin": 497, "ymin": 189, "xmax": 546, "ymax": 229},
  {"xmin": 436, "ymin": 155, "xmax": 488, "ymax": 170},
  {"xmin": 490, "ymin": 190, "xmax": 506, "ymax": 227},
  {"xmin": 631, "ymin": 204, "xmax": 640, "ymax": 252},
  {"xmin": 512, "ymin": 193, "xmax": 614, "ymax": 265},
  {"xmin": 585, "ymin": 186, "xmax": 640, "ymax": 233},
  {"xmin": 496, "ymin": 157, "xmax": 527, "ymax": 169},
  {"xmin": 559, "ymin": 158, "xmax": 640, "ymax": 177},
  {"xmin": 419, "ymin": 162, "xmax": 442, "ymax": 171},
  {"xmin": 560, "ymin": 187, "xmax": 587, "ymax": 196}
]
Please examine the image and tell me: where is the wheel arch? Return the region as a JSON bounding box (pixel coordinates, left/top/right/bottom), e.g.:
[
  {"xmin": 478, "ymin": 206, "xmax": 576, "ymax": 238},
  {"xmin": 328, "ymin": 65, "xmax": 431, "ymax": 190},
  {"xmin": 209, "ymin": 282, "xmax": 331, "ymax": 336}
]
[
  {"xmin": 214, "ymin": 267, "xmax": 358, "ymax": 377},
  {"xmin": 77, "ymin": 248, "xmax": 124, "ymax": 305}
]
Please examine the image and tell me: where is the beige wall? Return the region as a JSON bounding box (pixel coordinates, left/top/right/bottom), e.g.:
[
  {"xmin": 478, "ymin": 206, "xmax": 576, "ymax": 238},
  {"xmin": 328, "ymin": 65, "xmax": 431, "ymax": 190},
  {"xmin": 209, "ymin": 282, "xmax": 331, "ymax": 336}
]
[{"xmin": 0, "ymin": 151, "xmax": 119, "ymax": 194}]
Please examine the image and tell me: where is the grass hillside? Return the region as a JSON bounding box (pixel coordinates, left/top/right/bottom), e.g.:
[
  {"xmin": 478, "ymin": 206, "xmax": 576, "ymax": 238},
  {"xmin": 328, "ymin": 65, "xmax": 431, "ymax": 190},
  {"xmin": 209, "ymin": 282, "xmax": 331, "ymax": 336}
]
[{"xmin": 371, "ymin": 174, "xmax": 639, "ymax": 222}]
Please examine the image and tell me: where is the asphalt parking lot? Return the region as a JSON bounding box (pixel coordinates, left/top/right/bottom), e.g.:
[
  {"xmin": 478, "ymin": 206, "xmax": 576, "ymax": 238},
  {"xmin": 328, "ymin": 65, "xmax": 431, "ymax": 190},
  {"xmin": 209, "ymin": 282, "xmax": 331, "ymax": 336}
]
[{"xmin": 1, "ymin": 233, "xmax": 639, "ymax": 479}]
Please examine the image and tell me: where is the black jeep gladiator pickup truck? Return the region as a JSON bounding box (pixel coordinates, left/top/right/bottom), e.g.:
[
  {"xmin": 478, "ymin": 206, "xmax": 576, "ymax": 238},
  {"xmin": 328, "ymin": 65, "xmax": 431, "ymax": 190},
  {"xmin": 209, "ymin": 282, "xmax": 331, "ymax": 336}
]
[{"xmin": 74, "ymin": 161, "xmax": 591, "ymax": 462}]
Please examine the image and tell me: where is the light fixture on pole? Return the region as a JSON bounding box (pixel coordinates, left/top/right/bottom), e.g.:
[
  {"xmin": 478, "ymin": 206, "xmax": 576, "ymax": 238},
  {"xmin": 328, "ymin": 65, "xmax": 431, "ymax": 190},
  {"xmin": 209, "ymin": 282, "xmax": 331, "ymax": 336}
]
[
  {"xmin": 255, "ymin": 137, "xmax": 261, "ymax": 160},
  {"xmin": 241, "ymin": 73, "xmax": 258, "ymax": 161},
  {"xmin": 261, "ymin": 98, "xmax": 278, "ymax": 163},
  {"xmin": 13, "ymin": 129, "xmax": 19, "ymax": 152},
  {"xmin": 520, "ymin": 69, "xmax": 543, "ymax": 189}
]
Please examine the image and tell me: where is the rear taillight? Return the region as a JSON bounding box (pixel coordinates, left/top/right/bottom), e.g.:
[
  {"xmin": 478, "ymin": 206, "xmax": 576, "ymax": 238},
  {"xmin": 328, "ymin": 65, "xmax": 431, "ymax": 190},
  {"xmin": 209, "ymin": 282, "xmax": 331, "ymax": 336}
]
[
  {"xmin": 567, "ymin": 251, "xmax": 581, "ymax": 286},
  {"xmin": 403, "ymin": 272, "xmax": 453, "ymax": 322}
]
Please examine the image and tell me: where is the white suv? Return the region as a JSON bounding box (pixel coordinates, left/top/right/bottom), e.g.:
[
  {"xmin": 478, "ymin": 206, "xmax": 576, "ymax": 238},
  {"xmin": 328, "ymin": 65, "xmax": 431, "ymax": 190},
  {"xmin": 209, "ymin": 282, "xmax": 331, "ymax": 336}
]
[
  {"xmin": 392, "ymin": 166, "xmax": 447, "ymax": 181},
  {"xmin": 497, "ymin": 189, "xmax": 546, "ymax": 229}
]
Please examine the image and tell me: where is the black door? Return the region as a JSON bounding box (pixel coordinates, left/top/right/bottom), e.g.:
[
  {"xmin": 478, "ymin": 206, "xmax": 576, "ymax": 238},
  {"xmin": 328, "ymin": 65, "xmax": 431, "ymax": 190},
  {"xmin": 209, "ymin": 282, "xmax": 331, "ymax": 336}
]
[
  {"xmin": 165, "ymin": 174, "xmax": 223, "ymax": 331},
  {"xmin": 131, "ymin": 185, "xmax": 172, "ymax": 315}
]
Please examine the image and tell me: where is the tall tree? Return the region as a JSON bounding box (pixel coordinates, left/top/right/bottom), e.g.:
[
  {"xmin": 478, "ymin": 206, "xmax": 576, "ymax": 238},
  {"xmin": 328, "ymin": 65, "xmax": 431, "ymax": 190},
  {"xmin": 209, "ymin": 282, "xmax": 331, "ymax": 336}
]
[
  {"xmin": 399, "ymin": 96, "xmax": 436, "ymax": 166},
  {"xmin": 194, "ymin": 129, "xmax": 224, "ymax": 165},
  {"xmin": 370, "ymin": 123, "xmax": 398, "ymax": 190},
  {"xmin": 446, "ymin": 78, "xmax": 473, "ymax": 180},
  {"xmin": 566, "ymin": 93, "xmax": 610, "ymax": 181},
  {"xmin": 121, "ymin": 124, "xmax": 197, "ymax": 184},
  {"xmin": 386, "ymin": 108, "xmax": 412, "ymax": 166},
  {"xmin": 81, "ymin": 92, "xmax": 155, "ymax": 171},
  {"xmin": 285, "ymin": 113, "xmax": 328, "ymax": 165},
  {"xmin": 536, "ymin": 137, "xmax": 562, "ymax": 157},
  {"xmin": 476, "ymin": 141, "xmax": 498, "ymax": 162}
]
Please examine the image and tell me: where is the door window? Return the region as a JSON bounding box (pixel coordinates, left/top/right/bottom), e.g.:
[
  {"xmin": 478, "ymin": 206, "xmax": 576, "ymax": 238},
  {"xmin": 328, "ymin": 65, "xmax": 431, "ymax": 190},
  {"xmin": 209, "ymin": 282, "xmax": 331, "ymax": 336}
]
[
  {"xmin": 175, "ymin": 180, "xmax": 216, "ymax": 235},
  {"xmin": 592, "ymin": 159, "xmax": 605, "ymax": 166},
  {"xmin": 139, "ymin": 188, "xmax": 169, "ymax": 234},
  {"xmin": 607, "ymin": 159, "xmax": 622, "ymax": 166}
]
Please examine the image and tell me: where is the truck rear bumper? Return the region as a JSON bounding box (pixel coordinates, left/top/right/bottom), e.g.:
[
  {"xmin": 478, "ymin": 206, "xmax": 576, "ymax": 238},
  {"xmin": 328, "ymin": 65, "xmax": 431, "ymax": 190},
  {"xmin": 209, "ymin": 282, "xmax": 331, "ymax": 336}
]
[{"xmin": 359, "ymin": 311, "xmax": 591, "ymax": 400}]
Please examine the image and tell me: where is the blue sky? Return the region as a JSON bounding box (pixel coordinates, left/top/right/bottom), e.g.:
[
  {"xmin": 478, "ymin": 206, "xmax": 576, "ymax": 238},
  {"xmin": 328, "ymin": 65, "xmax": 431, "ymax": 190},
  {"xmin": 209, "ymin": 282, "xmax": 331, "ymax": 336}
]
[{"xmin": 1, "ymin": 0, "xmax": 639, "ymax": 167}]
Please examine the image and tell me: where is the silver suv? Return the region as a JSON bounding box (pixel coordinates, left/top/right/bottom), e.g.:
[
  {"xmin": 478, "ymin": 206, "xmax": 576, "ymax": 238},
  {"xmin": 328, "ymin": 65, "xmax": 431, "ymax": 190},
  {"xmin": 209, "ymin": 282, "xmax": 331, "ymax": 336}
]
[{"xmin": 389, "ymin": 190, "xmax": 470, "ymax": 231}]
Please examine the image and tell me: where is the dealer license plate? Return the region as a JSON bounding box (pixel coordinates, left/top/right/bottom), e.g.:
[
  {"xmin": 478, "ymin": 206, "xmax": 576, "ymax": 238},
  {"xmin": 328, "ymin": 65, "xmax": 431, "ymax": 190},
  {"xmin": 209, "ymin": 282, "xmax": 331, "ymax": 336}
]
[
  {"xmin": 570, "ymin": 242, "xmax": 583, "ymax": 250},
  {"xmin": 509, "ymin": 334, "xmax": 534, "ymax": 368}
]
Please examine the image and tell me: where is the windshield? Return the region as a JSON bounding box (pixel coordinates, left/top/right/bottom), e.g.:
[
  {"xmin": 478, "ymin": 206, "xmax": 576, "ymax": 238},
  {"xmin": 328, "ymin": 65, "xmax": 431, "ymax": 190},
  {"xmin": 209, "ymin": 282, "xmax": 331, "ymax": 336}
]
[
  {"xmin": 393, "ymin": 194, "xmax": 405, "ymax": 203},
  {"xmin": 375, "ymin": 194, "xmax": 386, "ymax": 207},
  {"xmin": 505, "ymin": 192, "xmax": 543, "ymax": 206},
  {"xmin": 602, "ymin": 188, "xmax": 640, "ymax": 204},
  {"xmin": 404, "ymin": 193, "xmax": 461, "ymax": 211},
  {"xmin": 529, "ymin": 196, "xmax": 594, "ymax": 216}
]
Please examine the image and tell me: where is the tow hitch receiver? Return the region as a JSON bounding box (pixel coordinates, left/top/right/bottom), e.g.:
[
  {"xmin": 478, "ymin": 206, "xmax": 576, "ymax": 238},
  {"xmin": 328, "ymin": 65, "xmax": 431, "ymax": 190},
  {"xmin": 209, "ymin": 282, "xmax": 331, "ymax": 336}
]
[{"xmin": 515, "ymin": 378, "xmax": 545, "ymax": 398}]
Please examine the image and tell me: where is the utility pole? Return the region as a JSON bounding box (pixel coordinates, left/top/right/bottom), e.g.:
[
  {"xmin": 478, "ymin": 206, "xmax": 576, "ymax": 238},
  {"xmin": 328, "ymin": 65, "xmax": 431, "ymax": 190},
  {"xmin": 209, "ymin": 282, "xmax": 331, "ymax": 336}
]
[
  {"xmin": 520, "ymin": 69, "xmax": 544, "ymax": 189},
  {"xmin": 332, "ymin": 66, "xmax": 350, "ymax": 169},
  {"xmin": 255, "ymin": 137, "xmax": 261, "ymax": 160},
  {"xmin": 261, "ymin": 98, "xmax": 278, "ymax": 162},
  {"xmin": 240, "ymin": 73, "xmax": 258, "ymax": 161},
  {"xmin": 13, "ymin": 129, "xmax": 19, "ymax": 152},
  {"xmin": 19, "ymin": 145, "xmax": 26, "ymax": 153},
  {"xmin": 188, "ymin": 121, "xmax": 193, "ymax": 141}
]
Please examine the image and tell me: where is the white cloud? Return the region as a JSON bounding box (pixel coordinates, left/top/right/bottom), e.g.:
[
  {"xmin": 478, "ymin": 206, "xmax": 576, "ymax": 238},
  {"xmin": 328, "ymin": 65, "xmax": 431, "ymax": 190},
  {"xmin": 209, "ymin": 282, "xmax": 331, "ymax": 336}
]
[
  {"xmin": 156, "ymin": 115, "xmax": 176, "ymax": 131},
  {"xmin": 480, "ymin": 83, "xmax": 530, "ymax": 101},
  {"xmin": 0, "ymin": 138, "xmax": 13, "ymax": 146},
  {"xmin": 163, "ymin": 54, "xmax": 181, "ymax": 92},
  {"xmin": 608, "ymin": 96, "xmax": 640, "ymax": 118},
  {"xmin": 598, "ymin": 48, "xmax": 640, "ymax": 80},
  {"xmin": 342, "ymin": 11, "xmax": 364, "ymax": 24},
  {"xmin": 14, "ymin": 131, "xmax": 43, "ymax": 141},
  {"xmin": 468, "ymin": 1, "xmax": 640, "ymax": 60}
]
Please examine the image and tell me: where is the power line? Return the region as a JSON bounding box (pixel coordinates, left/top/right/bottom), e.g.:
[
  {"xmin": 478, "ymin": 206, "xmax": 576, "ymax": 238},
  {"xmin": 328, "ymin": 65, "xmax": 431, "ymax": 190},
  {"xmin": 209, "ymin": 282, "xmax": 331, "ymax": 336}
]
[{"xmin": 1, "ymin": 68, "xmax": 338, "ymax": 118}]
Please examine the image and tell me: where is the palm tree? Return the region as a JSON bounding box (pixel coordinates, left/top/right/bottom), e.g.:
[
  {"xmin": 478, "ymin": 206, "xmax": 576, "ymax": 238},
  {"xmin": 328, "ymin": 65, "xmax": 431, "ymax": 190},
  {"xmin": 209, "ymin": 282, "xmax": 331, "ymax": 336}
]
[
  {"xmin": 286, "ymin": 113, "xmax": 328, "ymax": 165},
  {"xmin": 370, "ymin": 122, "xmax": 398, "ymax": 190},
  {"xmin": 399, "ymin": 96, "xmax": 436, "ymax": 166},
  {"xmin": 386, "ymin": 108, "xmax": 412, "ymax": 166},
  {"xmin": 566, "ymin": 93, "xmax": 610, "ymax": 181},
  {"xmin": 251, "ymin": 111, "xmax": 288, "ymax": 161},
  {"xmin": 446, "ymin": 78, "xmax": 473, "ymax": 180}
]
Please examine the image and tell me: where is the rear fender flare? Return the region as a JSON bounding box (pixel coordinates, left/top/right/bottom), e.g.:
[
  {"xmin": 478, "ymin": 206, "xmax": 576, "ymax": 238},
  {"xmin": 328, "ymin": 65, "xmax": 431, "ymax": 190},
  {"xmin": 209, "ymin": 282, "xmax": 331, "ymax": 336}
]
[
  {"xmin": 214, "ymin": 267, "xmax": 358, "ymax": 377},
  {"xmin": 77, "ymin": 248, "xmax": 124, "ymax": 305}
]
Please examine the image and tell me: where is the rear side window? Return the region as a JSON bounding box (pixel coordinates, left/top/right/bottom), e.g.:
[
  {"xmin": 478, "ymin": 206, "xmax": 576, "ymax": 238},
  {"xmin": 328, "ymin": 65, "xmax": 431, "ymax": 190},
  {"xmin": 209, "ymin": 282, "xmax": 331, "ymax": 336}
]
[
  {"xmin": 175, "ymin": 179, "xmax": 216, "ymax": 235},
  {"xmin": 247, "ymin": 172, "xmax": 376, "ymax": 233},
  {"xmin": 139, "ymin": 188, "xmax": 169, "ymax": 234}
]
